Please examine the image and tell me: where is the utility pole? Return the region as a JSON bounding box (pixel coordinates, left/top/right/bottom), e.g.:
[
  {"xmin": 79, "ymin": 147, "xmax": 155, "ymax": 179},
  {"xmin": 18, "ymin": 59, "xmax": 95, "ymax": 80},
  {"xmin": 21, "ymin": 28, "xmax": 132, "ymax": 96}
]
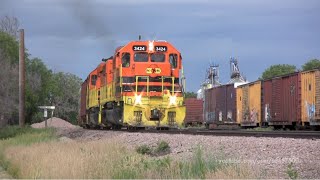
[{"xmin": 19, "ymin": 29, "xmax": 25, "ymax": 127}]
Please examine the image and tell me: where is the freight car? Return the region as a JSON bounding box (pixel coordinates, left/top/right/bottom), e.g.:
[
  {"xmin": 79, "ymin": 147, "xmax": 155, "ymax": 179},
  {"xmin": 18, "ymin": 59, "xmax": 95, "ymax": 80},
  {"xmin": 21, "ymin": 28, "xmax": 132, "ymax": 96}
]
[
  {"xmin": 237, "ymin": 69, "xmax": 320, "ymax": 129},
  {"xmin": 79, "ymin": 40, "xmax": 186, "ymax": 129},
  {"xmin": 236, "ymin": 73, "xmax": 301, "ymax": 128},
  {"xmin": 203, "ymin": 69, "xmax": 320, "ymax": 130},
  {"xmin": 300, "ymin": 69, "xmax": 320, "ymax": 127},
  {"xmin": 261, "ymin": 72, "xmax": 301, "ymax": 128},
  {"xmin": 184, "ymin": 98, "xmax": 204, "ymax": 126},
  {"xmin": 204, "ymin": 83, "xmax": 244, "ymax": 129},
  {"xmin": 237, "ymin": 80, "xmax": 263, "ymax": 127},
  {"xmin": 262, "ymin": 69, "xmax": 320, "ymax": 129}
]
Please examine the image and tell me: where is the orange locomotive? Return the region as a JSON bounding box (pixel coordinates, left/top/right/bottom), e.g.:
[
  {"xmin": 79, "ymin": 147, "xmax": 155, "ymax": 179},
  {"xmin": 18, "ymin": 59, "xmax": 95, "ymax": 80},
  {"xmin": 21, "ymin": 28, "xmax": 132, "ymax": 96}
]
[{"xmin": 79, "ymin": 40, "xmax": 186, "ymax": 129}]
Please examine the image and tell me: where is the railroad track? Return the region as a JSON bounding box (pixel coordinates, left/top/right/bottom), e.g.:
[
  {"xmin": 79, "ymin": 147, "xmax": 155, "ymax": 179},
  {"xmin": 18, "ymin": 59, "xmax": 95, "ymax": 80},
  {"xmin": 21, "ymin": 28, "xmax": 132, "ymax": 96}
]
[{"xmin": 127, "ymin": 129, "xmax": 320, "ymax": 139}]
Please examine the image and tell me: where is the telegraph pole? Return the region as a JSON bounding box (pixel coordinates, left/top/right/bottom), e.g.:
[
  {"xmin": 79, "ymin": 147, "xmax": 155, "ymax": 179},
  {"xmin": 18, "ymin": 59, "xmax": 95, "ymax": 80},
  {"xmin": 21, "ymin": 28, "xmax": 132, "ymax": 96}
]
[{"xmin": 19, "ymin": 29, "xmax": 25, "ymax": 127}]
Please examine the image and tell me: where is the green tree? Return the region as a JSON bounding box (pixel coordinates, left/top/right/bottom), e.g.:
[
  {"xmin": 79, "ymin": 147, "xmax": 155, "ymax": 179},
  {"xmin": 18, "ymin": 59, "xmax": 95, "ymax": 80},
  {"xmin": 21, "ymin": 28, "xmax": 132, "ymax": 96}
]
[
  {"xmin": 50, "ymin": 72, "xmax": 82, "ymax": 124},
  {"xmin": 302, "ymin": 59, "xmax": 320, "ymax": 71},
  {"xmin": 1, "ymin": 16, "xmax": 82, "ymax": 125},
  {"xmin": 261, "ymin": 64, "xmax": 296, "ymax": 80},
  {"xmin": 0, "ymin": 31, "xmax": 19, "ymax": 64},
  {"xmin": 25, "ymin": 58, "xmax": 54, "ymax": 124},
  {"xmin": 185, "ymin": 92, "xmax": 197, "ymax": 99},
  {"xmin": 0, "ymin": 31, "xmax": 19, "ymax": 125}
]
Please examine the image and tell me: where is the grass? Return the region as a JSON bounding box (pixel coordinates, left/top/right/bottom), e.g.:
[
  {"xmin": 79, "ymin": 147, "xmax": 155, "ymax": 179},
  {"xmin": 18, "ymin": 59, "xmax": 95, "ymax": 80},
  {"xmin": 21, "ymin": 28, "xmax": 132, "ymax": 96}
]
[
  {"xmin": 0, "ymin": 126, "xmax": 258, "ymax": 179},
  {"xmin": 287, "ymin": 162, "xmax": 298, "ymax": 179},
  {"xmin": 0, "ymin": 126, "xmax": 56, "ymax": 178},
  {"xmin": 136, "ymin": 140, "xmax": 170, "ymax": 156},
  {"xmin": 246, "ymin": 126, "xmax": 274, "ymax": 131},
  {"xmin": 0, "ymin": 125, "xmax": 40, "ymax": 140},
  {"xmin": 154, "ymin": 140, "xmax": 170, "ymax": 154},
  {"xmin": 136, "ymin": 144, "xmax": 152, "ymax": 155}
]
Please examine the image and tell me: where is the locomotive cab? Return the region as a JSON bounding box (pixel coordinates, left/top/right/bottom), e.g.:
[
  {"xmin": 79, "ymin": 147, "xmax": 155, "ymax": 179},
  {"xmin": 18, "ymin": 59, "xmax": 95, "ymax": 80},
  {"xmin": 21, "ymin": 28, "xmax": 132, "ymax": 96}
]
[{"xmin": 112, "ymin": 40, "xmax": 186, "ymax": 128}]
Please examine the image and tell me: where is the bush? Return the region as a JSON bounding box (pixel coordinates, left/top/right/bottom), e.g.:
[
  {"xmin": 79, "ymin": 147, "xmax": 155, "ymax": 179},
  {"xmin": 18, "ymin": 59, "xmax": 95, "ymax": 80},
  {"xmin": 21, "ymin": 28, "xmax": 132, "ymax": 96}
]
[
  {"xmin": 136, "ymin": 145, "xmax": 152, "ymax": 155},
  {"xmin": 155, "ymin": 140, "xmax": 170, "ymax": 154},
  {"xmin": 136, "ymin": 141, "xmax": 171, "ymax": 156}
]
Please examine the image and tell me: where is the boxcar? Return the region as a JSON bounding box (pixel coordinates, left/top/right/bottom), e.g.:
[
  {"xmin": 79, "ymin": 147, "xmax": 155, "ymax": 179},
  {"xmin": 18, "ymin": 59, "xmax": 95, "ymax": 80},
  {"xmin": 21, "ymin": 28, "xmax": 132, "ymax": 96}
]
[
  {"xmin": 204, "ymin": 84, "xmax": 239, "ymax": 128},
  {"xmin": 300, "ymin": 69, "xmax": 320, "ymax": 126},
  {"xmin": 236, "ymin": 81, "xmax": 262, "ymax": 127},
  {"xmin": 184, "ymin": 98, "xmax": 204, "ymax": 126},
  {"xmin": 204, "ymin": 87, "xmax": 217, "ymax": 124},
  {"xmin": 262, "ymin": 72, "xmax": 301, "ymax": 127}
]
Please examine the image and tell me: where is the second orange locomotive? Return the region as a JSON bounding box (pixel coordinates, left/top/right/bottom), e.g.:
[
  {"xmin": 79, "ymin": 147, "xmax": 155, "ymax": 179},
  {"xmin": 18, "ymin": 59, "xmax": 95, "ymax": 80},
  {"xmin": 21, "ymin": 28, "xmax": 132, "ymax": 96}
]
[{"xmin": 80, "ymin": 40, "xmax": 186, "ymax": 129}]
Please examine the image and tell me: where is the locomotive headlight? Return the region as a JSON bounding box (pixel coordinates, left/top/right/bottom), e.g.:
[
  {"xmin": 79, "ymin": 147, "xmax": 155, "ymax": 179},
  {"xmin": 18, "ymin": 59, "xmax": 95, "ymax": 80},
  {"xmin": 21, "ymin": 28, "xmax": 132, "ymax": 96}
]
[
  {"xmin": 135, "ymin": 94, "xmax": 142, "ymax": 105},
  {"xmin": 149, "ymin": 41, "xmax": 154, "ymax": 52},
  {"xmin": 169, "ymin": 95, "xmax": 177, "ymax": 105}
]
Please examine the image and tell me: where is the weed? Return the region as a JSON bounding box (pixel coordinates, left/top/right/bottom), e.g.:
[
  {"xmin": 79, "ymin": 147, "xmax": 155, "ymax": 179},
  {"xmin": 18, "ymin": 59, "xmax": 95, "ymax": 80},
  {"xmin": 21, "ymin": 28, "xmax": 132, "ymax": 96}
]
[
  {"xmin": 136, "ymin": 144, "xmax": 152, "ymax": 155},
  {"xmin": 112, "ymin": 168, "xmax": 138, "ymax": 179},
  {"xmin": 246, "ymin": 126, "xmax": 274, "ymax": 131},
  {"xmin": 136, "ymin": 141, "xmax": 170, "ymax": 156},
  {"xmin": 154, "ymin": 140, "xmax": 170, "ymax": 154},
  {"xmin": 287, "ymin": 162, "xmax": 298, "ymax": 179},
  {"xmin": 0, "ymin": 126, "xmax": 32, "ymax": 139}
]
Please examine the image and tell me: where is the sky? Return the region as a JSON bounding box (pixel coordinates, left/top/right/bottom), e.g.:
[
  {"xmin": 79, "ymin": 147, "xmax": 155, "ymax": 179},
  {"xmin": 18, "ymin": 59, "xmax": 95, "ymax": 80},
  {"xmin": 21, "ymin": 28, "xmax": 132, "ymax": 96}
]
[{"xmin": 1, "ymin": 0, "xmax": 319, "ymax": 92}]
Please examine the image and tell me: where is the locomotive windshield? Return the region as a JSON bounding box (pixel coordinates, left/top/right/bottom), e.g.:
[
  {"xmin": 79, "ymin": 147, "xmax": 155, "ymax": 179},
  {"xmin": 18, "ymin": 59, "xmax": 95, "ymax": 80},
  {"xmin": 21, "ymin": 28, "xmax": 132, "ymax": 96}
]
[
  {"xmin": 134, "ymin": 52, "xmax": 148, "ymax": 62},
  {"xmin": 122, "ymin": 53, "xmax": 130, "ymax": 67},
  {"xmin": 151, "ymin": 53, "xmax": 165, "ymax": 62}
]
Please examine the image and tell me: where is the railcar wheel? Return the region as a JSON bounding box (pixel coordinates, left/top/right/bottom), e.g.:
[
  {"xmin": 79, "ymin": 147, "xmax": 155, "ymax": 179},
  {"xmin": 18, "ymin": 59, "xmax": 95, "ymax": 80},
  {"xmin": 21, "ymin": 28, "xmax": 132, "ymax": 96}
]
[{"xmin": 311, "ymin": 126, "xmax": 320, "ymax": 131}]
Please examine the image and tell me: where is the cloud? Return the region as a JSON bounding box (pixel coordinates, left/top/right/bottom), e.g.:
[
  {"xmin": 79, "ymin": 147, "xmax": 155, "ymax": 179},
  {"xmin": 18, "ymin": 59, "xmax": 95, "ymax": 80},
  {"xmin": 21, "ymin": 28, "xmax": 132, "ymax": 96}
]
[{"xmin": 1, "ymin": 0, "xmax": 319, "ymax": 91}]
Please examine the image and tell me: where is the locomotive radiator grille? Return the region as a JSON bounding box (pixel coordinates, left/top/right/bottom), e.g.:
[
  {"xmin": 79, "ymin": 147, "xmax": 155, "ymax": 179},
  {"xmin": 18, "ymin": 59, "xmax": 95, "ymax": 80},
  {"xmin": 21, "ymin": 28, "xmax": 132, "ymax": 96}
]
[
  {"xmin": 168, "ymin": 111, "xmax": 176, "ymax": 126},
  {"xmin": 134, "ymin": 111, "xmax": 142, "ymax": 124}
]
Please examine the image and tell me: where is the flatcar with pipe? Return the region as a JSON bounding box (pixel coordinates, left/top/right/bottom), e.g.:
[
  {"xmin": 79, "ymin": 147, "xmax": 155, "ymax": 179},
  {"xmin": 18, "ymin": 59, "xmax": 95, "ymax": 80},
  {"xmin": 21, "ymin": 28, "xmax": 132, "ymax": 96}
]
[{"xmin": 79, "ymin": 40, "xmax": 186, "ymax": 129}]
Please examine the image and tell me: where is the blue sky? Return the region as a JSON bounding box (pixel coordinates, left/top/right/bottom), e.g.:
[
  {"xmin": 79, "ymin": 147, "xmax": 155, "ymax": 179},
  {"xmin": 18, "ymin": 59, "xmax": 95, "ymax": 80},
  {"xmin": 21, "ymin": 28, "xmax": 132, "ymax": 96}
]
[{"xmin": 1, "ymin": 0, "xmax": 319, "ymax": 92}]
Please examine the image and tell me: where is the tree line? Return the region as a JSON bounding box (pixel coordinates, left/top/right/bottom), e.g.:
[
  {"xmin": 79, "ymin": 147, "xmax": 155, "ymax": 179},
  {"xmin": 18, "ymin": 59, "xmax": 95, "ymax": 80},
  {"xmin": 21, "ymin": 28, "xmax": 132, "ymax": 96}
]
[
  {"xmin": 261, "ymin": 59, "xmax": 320, "ymax": 80},
  {"xmin": 0, "ymin": 16, "xmax": 82, "ymax": 126}
]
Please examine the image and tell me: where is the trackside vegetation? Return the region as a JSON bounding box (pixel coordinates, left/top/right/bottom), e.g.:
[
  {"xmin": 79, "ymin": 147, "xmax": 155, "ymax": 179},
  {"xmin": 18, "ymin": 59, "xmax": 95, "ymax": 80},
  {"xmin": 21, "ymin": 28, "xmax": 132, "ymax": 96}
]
[
  {"xmin": 0, "ymin": 127, "xmax": 56, "ymax": 178},
  {"xmin": 0, "ymin": 127, "xmax": 258, "ymax": 179}
]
